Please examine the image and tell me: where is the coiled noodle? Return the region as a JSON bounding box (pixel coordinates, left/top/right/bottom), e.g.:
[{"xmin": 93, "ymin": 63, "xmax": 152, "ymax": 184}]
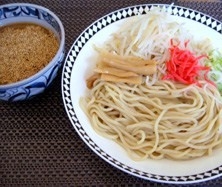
[{"xmin": 80, "ymin": 80, "xmax": 222, "ymax": 160}]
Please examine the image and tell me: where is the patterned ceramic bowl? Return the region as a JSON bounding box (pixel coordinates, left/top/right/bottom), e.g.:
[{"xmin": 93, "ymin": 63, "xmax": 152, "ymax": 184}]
[{"xmin": 0, "ymin": 3, "xmax": 65, "ymax": 101}]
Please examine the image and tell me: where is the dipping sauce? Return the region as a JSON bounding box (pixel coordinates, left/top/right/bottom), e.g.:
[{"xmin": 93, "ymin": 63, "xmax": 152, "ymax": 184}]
[{"xmin": 0, "ymin": 23, "xmax": 59, "ymax": 85}]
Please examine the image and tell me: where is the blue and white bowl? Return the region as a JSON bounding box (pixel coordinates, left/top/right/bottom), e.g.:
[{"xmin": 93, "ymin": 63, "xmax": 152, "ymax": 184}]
[{"xmin": 0, "ymin": 3, "xmax": 65, "ymax": 101}]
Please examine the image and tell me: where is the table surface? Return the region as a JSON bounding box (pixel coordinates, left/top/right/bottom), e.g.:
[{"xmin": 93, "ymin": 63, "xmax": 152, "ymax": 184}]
[{"xmin": 1, "ymin": 0, "xmax": 222, "ymax": 186}]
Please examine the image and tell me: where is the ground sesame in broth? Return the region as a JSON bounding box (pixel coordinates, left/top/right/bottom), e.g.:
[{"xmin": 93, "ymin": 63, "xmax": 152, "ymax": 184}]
[{"xmin": 0, "ymin": 23, "xmax": 59, "ymax": 85}]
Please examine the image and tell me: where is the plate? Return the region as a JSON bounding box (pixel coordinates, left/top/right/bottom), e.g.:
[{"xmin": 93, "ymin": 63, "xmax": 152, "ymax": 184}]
[{"xmin": 62, "ymin": 4, "xmax": 222, "ymax": 184}]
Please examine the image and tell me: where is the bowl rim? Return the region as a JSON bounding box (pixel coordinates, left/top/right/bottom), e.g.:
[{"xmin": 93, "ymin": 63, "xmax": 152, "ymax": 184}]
[{"xmin": 0, "ymin": 3, "xmax": 65, "ymax": 89}]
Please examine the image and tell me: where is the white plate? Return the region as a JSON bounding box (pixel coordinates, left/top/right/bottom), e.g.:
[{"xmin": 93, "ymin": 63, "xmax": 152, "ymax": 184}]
[{"xmin": 62, "ymin": 4, "xmax": 222, "ymax": 184}]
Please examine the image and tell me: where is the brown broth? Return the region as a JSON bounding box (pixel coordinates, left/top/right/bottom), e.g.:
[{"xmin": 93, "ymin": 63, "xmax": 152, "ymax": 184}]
[{"xmin": 0, "ymin": 23, "xmax": 59, "ymax": 85}]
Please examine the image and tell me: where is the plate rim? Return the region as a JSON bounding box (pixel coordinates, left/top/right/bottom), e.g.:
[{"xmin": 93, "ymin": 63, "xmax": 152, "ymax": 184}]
[{"xmin": 61, "ymin": 3, "xmax": 222, "ymax": 184}]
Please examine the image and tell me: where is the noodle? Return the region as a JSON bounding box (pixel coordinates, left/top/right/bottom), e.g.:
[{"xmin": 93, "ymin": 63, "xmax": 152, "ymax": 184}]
[{"xmin": 80, "ymin": 80, "xmax": 222, "ymax": 160}]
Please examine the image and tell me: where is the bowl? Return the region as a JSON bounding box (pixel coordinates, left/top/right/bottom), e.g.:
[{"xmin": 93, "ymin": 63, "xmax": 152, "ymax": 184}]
[{"xmin": 0, "ymin": 3, "xmax": 65, "ymax": 102}]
